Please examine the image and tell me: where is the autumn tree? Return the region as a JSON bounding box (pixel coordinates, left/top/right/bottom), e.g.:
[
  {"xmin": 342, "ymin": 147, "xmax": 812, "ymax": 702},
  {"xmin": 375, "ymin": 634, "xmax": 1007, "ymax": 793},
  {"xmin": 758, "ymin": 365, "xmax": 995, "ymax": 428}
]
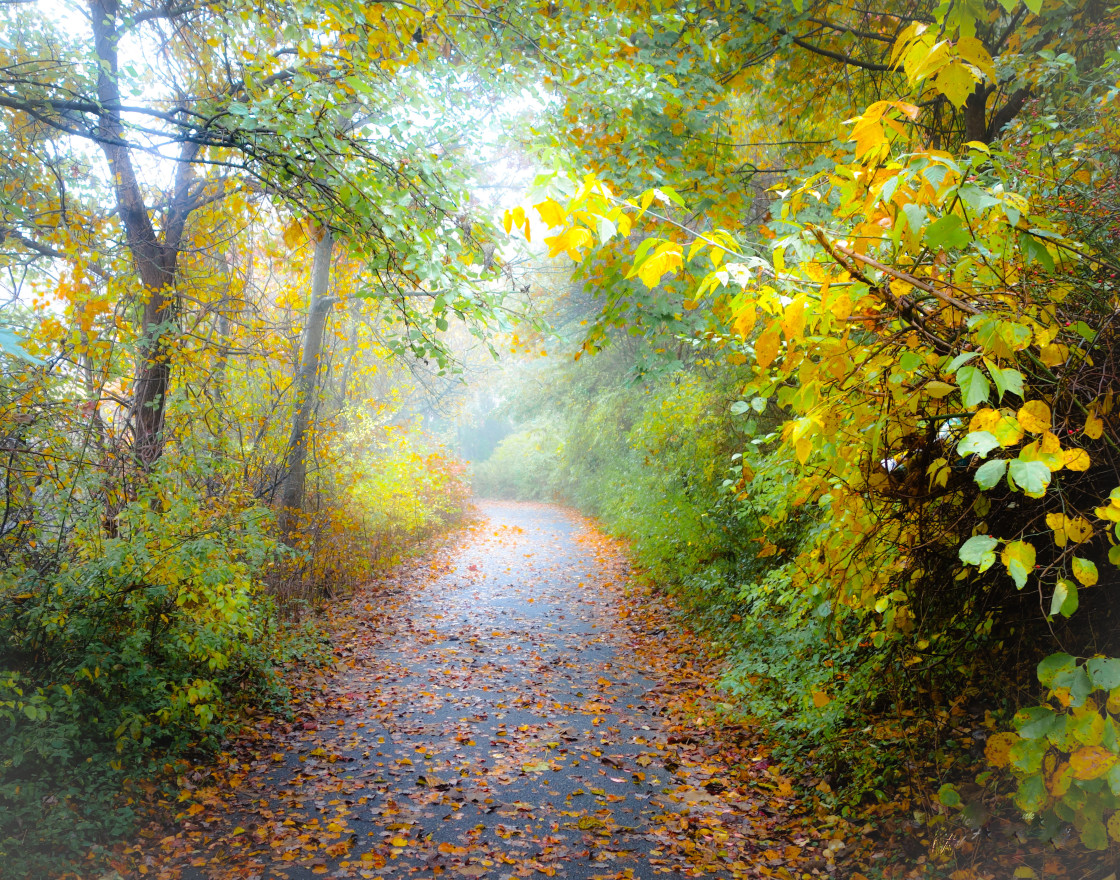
[{"xmin": 503, "ymin": 0, "xmax": 1120, "ymax": 850}]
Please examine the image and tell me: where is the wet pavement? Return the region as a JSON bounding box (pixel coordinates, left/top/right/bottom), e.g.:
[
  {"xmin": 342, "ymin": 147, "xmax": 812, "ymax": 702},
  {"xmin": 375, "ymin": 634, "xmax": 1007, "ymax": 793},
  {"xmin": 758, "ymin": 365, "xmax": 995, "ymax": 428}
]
[{"xmin": 150, "ymin": 502, "xmax": 824, "ymax": 880}]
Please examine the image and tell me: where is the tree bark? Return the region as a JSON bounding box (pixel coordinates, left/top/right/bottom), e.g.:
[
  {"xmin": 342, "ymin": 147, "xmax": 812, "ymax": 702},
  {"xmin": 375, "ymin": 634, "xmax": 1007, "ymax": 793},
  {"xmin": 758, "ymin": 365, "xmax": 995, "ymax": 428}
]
[
  {"xmin": 90, "ymin": 0, "xmax": 199, "ymax": 470},
  {"xmin": 278, "ymin": 228, "xmax": 336, "ymax": 537}
]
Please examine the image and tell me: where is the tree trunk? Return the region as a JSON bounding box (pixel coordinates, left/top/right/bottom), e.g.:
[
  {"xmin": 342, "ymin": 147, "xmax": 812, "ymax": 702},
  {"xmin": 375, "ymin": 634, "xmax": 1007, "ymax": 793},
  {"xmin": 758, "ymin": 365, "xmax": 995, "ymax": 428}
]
[
  {"xmin": 278, "ymin": 228, "xmax": 336, "ymax": 537},
  {"xmin": 90, "ymin": 0, "xmax": 199, "ymax": 471}
]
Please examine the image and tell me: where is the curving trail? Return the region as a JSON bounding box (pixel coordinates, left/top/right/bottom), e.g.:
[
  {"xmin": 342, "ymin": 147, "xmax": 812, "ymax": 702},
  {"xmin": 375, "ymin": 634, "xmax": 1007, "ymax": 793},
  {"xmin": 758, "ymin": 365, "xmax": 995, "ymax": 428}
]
[{"xmin": 138, "ymin": 503, "xmax": 834, "ymax": 879}]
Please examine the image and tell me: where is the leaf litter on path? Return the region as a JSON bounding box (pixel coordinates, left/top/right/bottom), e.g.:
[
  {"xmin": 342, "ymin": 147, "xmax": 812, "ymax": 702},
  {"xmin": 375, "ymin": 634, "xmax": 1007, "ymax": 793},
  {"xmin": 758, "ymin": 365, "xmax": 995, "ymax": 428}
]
[{"xmin": 115, "ymin": 502, "xmax": 853, "ymax": 879}]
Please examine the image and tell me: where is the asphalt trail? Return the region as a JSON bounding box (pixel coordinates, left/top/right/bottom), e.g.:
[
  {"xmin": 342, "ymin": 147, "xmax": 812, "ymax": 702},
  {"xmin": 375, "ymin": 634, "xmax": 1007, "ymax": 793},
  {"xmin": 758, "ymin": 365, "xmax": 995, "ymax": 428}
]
[{"xmin": 157, "ymin": 502, "xmax": 819, "ymax": 880}]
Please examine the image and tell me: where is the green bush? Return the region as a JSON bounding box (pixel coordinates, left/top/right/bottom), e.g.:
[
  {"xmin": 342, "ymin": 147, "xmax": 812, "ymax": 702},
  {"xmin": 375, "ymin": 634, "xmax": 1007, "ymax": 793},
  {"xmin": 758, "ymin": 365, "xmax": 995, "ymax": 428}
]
[
  {"xmin": 472, "ymin": 421, "xmax": 564, "ymax": 500},
  {"xmin": 0, "ymin": 477, "xmax": 292, "ymax": 877}
]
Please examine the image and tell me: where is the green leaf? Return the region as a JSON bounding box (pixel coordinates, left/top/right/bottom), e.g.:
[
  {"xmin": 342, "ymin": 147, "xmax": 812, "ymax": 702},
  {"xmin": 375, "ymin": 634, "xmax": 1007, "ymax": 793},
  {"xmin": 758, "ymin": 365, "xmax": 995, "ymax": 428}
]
[
  {"xmin": 1018, "ymin": 229, "xmax": 1055, "ymax": 270},
  {"xmin": 1050, "ymin": 579, "xmax": 1078, "ymax": 617},
  {"xmin": 1013, "ymin": 775, "xmax": 1047, "ymax": 812},
  {"xmin": 937, "ymin": 783, "xmax": 961, "ymax": 808},
  {"xmin": 986, "ymin": 363, "xmax": 1024, "ymax": 401},
  {"xmin": 1015, "ymin": 705, "xmax": 1061, "ymax": 740},
  {"xmin": 1087, "ymin": 658, "xmax": 1120, "ymax": 690},
  {"xmin": 1008, "ymin": 458, "xmax": 1050, "ymax": 497},
  {"xmin": 1009, "ymin": 735, "xmax": 1049, "ymax": 773},
  {"xmin": 958, "ymin": 431, "xmax": 999, "ymax": 458},
  {"xmin": 947, "ymin": 350, "xmax": 981, "ymax": 373},
  {"xmin": 960, "ymin": 534, "xmax": 998, "ymax": 571},
  {"xmin": 924, "ymin": 213, "xmax": 972, "ymax": 249},
  {"xmin": 1037, "ymin": 653, "xmax": 1076, "ymax": 687},
  {"xmin": 1107, "ymin": 762, "xmax": 1120, "ymax": 796},
  {"xmin": 957, "ymin": 365, "xmax": 991, "ymax": 407},
  {"xmin": 974, "ymin": 458, "xmax": 1008, "ymax": 489},
  {"xmin": 1080, "ymin": 817, "xmax": 1108, "ymax": 851},
  {"xmin": 1022, "ymin": 0, "xmax": 1042, "ymax": 13},
  {"xmin": 657, "ymin": 186, "xmax": 685, "ymax": 207}
]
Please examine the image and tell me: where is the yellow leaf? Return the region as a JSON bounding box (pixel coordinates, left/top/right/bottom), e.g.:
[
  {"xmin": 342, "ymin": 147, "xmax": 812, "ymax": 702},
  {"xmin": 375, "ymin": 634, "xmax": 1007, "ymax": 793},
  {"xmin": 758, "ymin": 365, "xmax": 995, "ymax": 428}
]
[
  {"xmin": 1039, "ymin": 343, "xmax": 1068, "ymax": 366},
  {"xmin": 795, "ymin": 435, "xmax": 813, "ymax": 464},
  {"xmin": 956, "ymin": 36, "xmax": 996, "ymax": 81},
  {"xmin": 754, "ymin": 325, "xmax": 781, "ymax": 369},
  {"xmin": 1046, "ymin": 513, "xmax": 1092, "ymax": 548},
  {"xmin": 781, "ymin": 295, "xmax": 806, "ymax": 341},
  {"xmin": 1046, "ymin": 512, "xmax": 1068, "ymax": 548},
  {"xmin": 1108, "ymin": 811, "xmax": 1120, "ymax": 843},
  {"xmin": 829, "ymin": 289, "xmax": 852, "ymax": 321},
  {"xmin": 811, "ymin": 689, "xmax": 830, "ymax": 708},
  {"xmin": 282, "ymin": 221, "xmax": 306, "ymax": 250},
  {"xmin": 1017, "ymin": 400, "xmax": 1051, "ymax": 433},
  {"xmin": 971, "ymin": 408, "xmax": 1024, "ymax": 447},
  {"xmin": 984, "ymin": 731, "xmax": 1018, "ymax": 768},
  {"xmin": 934, "ymin": 61, "xmax": 980, "ymax": 110},
  {"xmin": 534, "ymin": 198, "xmax": 566, "ymax": 228},
  {"xmin": 1063, "ymin": 448, "xmax": 1090, "ymax": 471},
  {"xmin": 545, "ymin": 227, "xmax": 593, "ymax": 262},
  {"xmin": 1072, "ymin": 556, "xmax": 1098, "ymax": 587},
  {"xmin": 1001, "ymin": 540, "xmax": 1036, "ymax": 589},
  {"xmin": 1067, "ymin": 516, "xmax": 1093, "ymax": 545},
  {"xmin": 970, "ymin": 408, "xmax": 1001, "ymax": 432},
  {"xmin": 733, "ymin": 302, "xmax": 757, "ymax": 340},
  {"xmin": 1085, "ymin": 408, "xmax": 1104, "ymax": 440},
  {"xmin": 1069, "ymin": 745, "xmax": 1117, "ymax": 781},
  {"xmin": 636, "ymin": 246, "xmax": 683, "ymax": 287}
]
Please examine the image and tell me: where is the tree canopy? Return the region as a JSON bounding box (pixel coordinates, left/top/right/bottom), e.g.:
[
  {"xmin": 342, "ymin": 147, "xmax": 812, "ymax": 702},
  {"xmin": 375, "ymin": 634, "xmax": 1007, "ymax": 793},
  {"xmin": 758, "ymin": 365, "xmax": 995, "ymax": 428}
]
[{"xmin": 3, "ymin": 0, "xmax": 1120, "ymax": 873}]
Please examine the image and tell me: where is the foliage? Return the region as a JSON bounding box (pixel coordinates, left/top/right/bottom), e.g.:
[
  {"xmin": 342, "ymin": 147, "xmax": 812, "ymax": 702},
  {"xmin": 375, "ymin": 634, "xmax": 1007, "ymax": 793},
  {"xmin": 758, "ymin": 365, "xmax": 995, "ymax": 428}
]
[
  {"xmin": 472, "ymin": 422, "xmax": 565, "ymax": 501},
  {"xmin": 279, "ymin": 423, "xmax": 472, "ymax": 600},
  {"xmin": 0, "ymin": 0, "xmax": 500, "ymax": 871},
  {"xmin": 0, "ymin": 476, "xmax": 287, "ymax": 875},
  {"xmin": 497, "ymin": 0, "xmax": 1120, "ymax": 852}
]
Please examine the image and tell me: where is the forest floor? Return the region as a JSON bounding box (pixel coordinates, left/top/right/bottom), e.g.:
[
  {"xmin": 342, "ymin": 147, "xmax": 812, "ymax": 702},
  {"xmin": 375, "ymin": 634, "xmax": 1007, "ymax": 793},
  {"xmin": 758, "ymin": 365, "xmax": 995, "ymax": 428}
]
[{"xmin": 106, "ymin": 502, "xmax": 1108, "ymax": 880}]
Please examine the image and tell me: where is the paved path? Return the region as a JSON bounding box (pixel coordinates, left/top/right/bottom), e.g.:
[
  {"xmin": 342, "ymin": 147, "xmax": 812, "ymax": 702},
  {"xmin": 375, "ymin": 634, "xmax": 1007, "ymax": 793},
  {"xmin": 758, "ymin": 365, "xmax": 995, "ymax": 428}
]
[{"xmin": 147, "ymin": 503, "xmax": 825, "ymax": 879}]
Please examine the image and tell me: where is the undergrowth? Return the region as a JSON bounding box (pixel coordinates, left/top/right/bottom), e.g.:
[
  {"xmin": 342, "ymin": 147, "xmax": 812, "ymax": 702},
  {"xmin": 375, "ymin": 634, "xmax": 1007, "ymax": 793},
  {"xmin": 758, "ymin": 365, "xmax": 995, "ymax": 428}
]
[{"xmin": 0, "ymin": 428, "xmax": 470, "ymax": 879}]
